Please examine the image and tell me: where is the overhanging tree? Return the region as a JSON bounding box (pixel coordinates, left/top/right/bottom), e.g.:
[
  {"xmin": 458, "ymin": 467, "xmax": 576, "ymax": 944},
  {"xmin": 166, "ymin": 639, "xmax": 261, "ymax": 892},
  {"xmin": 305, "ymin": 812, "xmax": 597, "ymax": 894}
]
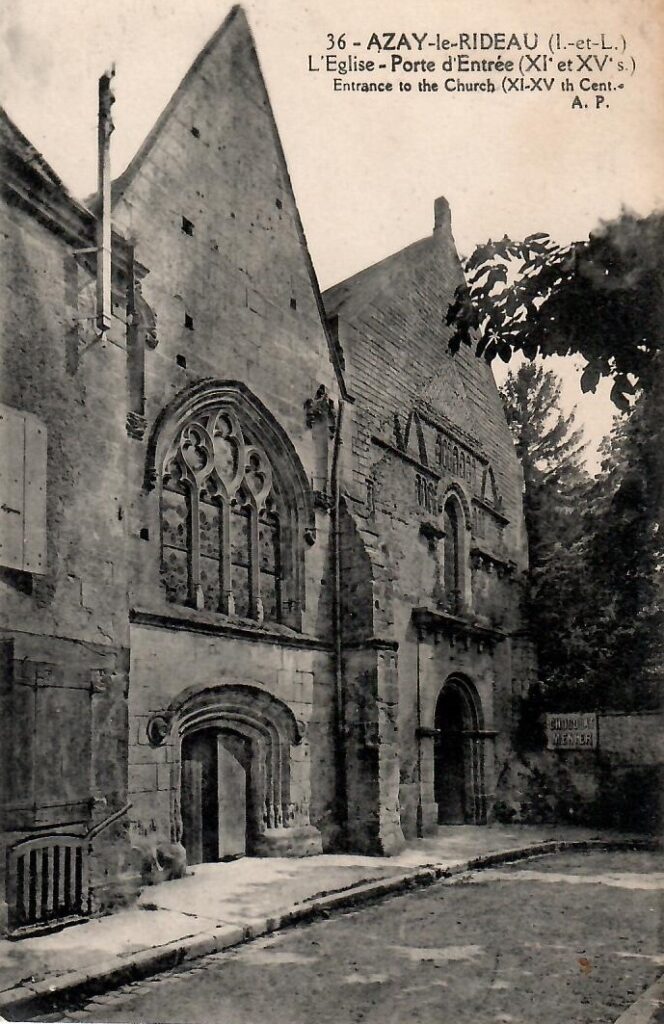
[
  {"xmin": 447, "ymin": 211, "xmax": 664, "ymax": 408},
  {"xmin": 579, "ymin": 394, "xmax": 662, "ymax": 711},
  {"xmin": 451, "ymin": 210, "xmax": 663, "ymax": 712}
]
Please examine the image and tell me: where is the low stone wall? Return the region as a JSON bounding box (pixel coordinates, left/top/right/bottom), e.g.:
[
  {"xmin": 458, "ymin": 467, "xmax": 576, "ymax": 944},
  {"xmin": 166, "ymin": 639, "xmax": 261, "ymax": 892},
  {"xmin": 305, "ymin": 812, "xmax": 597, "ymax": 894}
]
[
  {"xmin": 494, "ymin": 711, "xmax": 663, "ymax": 834},
  {"xmin": 599, "ymin": 711, "xmax": 663, "ymax": 766}
]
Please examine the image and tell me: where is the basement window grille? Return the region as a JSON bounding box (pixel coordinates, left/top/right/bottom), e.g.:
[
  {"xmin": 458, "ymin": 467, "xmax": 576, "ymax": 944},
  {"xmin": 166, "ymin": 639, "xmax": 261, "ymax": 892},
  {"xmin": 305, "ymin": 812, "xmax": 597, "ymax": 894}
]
[{"xmin": 6, "ymin": 835, "xmax": 89, "ymax": 937}]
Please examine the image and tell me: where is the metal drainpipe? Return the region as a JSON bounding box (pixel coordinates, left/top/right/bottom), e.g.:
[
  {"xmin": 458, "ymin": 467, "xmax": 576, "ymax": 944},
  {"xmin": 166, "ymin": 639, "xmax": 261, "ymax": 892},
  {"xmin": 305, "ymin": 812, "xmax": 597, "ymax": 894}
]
[
  {"xmin": 416, "ymin": 629, "xmax": 423, "ymax": 837},
  {"xmin": 330, "ymin": 397, "xmax": 347, "ymax": 846}
]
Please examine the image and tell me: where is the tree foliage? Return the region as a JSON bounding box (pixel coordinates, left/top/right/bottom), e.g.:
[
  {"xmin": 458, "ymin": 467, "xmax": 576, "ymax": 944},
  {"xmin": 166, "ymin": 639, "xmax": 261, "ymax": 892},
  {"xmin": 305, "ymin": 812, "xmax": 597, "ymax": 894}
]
[
  {"xmin": 577, "ymin": 392, "xmax": 663, "ymax": 709},
  {"xmin": 499, "ymin": 365, "xmax": 592, "ymax": 699},
  {"xmin": 456, "ymin": 209, "xmax": 663, "ymax": 715},
  {"xmin": 501, "ymin": 365, "xmax": 663, "ymax": 712},
  {"xmin": 447, "ymin": 211, "xmax": 664, "ymax": 409},
  {"xmin": 499, "ymin": 363, "xmax": 588, "ymax": 571}
]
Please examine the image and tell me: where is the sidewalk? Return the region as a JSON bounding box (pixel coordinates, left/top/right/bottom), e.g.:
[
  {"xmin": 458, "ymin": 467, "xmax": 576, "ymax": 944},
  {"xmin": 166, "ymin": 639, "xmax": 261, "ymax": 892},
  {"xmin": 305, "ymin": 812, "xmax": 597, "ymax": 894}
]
[{"xmin": 0, "ymin": 824, "xmax": 654, "ymax": 1019}]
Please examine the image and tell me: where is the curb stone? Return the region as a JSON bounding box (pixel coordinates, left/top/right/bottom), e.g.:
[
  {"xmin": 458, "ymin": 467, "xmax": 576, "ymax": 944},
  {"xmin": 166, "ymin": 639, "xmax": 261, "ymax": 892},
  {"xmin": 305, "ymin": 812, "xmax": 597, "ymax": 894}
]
[
  {"xmin": 0, "ymin": 836, "xmax": 658, "ymax": 1021},
  {"xmin": 612, "ymin": 973, "xmax": 664, "ymax": 1024}
]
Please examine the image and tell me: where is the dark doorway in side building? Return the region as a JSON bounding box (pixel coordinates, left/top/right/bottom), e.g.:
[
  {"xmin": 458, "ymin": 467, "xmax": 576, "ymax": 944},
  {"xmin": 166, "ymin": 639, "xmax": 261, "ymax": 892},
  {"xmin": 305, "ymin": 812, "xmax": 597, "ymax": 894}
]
[
  {"xmin": 181, "ymin": 728, "xmax": 250, "ymax": 864},
  {"xmin": 433, "ymin": 675, "xmax": 486, "ymax": 825},
  {"xmin": 434, "ymin": 686, "xmax": 467, "ymax": 823}
]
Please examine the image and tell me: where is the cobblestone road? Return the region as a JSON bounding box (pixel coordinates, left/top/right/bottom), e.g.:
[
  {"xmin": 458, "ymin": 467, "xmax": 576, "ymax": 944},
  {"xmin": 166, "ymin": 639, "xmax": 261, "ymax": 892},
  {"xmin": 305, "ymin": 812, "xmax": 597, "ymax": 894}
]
[{"xmin": 34, "ymin": 850, "xmax": 663, "ymax": 1024}]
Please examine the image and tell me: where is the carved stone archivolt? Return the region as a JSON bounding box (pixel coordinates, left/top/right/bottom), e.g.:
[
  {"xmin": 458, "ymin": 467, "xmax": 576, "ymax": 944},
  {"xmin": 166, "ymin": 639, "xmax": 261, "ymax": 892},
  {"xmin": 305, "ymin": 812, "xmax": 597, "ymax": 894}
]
[{"xmin": 169, "ymin": 683, "xmax": 314, "ymax": 845}]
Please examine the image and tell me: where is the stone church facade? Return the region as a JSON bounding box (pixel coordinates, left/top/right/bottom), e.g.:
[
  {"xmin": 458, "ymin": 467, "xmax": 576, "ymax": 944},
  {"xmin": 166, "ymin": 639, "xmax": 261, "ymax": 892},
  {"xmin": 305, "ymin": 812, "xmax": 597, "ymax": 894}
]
[
  {"xmin": 0, "ymin": 6, "xmax": 533, "ymax": 935},
  {"xmin": 325, "ymin": 200, "xmax": 533, "ymax": 852}
]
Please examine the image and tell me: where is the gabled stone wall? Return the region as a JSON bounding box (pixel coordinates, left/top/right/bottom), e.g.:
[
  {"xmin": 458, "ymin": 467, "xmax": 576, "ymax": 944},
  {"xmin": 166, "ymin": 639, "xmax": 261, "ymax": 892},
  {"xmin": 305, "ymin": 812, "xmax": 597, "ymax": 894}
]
[
  {"xmin": 104, "ymin": 9, "xmax": 342, "ymax": 855},
  {"xmin": 325, "ymin": 198, "xmax": 534, "ymax": 846}
]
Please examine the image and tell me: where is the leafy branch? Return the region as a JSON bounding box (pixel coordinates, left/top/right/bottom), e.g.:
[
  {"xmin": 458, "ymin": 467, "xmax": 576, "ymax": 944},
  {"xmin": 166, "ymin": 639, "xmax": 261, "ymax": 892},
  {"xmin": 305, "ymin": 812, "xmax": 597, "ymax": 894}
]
[{"xmin": 447, "ymin": 212, "xmax": 664, "ymax": 409}]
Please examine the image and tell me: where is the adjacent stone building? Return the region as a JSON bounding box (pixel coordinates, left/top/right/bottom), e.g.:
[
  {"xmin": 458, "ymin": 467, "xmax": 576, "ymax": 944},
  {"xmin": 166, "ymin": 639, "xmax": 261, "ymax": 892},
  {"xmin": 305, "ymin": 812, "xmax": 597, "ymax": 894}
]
[
  {"xmin": 0, "ymin": 6, "xmax": 532, "ymax": 935},
  {"xmin": 324, "ymin": 200, "xmax": 532, "ymax": 853}
]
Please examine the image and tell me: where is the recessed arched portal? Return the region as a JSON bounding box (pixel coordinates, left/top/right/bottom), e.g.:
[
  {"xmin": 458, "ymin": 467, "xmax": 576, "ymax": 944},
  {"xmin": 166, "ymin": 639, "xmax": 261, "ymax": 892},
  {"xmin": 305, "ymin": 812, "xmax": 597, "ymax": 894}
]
[
  {"xmin": 434, "ymin": 676, "xmax": 486, "ymax": 824},
  {"xmin": 173, "ymin": 683, "xmax": 305, "ymax": 865}
]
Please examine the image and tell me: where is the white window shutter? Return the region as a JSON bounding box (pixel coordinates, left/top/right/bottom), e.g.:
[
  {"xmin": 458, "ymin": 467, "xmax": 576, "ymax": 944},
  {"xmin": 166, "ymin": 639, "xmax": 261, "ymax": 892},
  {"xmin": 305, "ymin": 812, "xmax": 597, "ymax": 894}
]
[
  {"xmin": 0, "ymin": 404, "xmax": 47, "ymax": 574},
  {"xmin": 22, "ymin": 413, "xmax": 47, "ymax": 573}
]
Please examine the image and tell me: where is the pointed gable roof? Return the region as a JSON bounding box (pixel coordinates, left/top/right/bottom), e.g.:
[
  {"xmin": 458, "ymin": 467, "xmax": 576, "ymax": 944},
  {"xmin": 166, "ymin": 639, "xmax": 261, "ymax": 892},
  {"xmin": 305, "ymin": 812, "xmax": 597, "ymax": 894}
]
[
  {"xmin": 323, "ymin": 236, "xmax": 433, "ymax": 322},
  {"xmin": 109, "ymin": 6, "xmax": 242, "ymax": 203},
  {"xmin": 105, "ymin": 5, "xmax": 350, "ymax": 399}
]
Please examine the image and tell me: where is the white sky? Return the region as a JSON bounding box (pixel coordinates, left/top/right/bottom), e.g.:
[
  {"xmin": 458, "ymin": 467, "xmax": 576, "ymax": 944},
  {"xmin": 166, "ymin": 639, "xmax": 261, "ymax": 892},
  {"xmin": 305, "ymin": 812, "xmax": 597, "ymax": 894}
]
[{"xmin": 2, "ymin": 0, "xmax": 662, "ymax": 467}]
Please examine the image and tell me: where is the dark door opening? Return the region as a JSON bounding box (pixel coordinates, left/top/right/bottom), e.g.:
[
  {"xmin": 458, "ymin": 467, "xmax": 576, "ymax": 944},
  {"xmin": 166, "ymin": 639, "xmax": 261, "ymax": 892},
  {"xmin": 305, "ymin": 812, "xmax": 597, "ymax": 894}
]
[
  {"xmin": 434, "ymin": 686, "xmax": 467, "ymax": 824},
  {"xmin": 181, "ymin": 729, "xmax": 219, "ymax": 864},
  {"xmin": 181, "ymin": 728, "xmax": 251, "ymax": 865}
]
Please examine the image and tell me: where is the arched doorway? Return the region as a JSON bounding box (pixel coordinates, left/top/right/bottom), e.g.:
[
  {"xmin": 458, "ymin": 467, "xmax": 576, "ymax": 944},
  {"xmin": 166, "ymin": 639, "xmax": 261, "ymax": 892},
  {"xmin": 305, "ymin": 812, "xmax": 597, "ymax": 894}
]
[
  {"xmin": 181, "ymin": 728, "xmax": 251, "ymax": 864},
  {"xmin": 171, "ymin": 682, "xmax": 319, "ymax": 863},
  {"xmin": 433, "ymin": 677, "xmax": 485, "ymax": 824}
]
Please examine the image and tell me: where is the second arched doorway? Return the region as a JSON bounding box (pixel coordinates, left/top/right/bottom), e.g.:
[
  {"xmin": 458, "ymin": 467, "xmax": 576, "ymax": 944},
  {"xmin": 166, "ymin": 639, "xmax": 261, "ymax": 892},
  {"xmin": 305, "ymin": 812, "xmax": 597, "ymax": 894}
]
[{"xmin": 433, "ymin": 676, "xmax": 486, "ymax": 824}]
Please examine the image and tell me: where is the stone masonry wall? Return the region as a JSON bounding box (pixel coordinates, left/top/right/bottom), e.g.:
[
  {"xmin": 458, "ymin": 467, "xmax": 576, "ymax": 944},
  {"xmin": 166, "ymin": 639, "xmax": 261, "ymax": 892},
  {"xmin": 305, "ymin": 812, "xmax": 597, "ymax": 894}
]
[
  {"xmin": 107, "ymin": 9, "xmax": 341, "ymax": 850},
  {"xmin": 110, "ymin": 7, "xmax": 340, "ymax": 634},
  {"xmin": 128, "ymin": 624, "xmax": 337, "ymax": 849},
  {"xmin": 327, "ymin": 199, "xmax": 532, "ymax": 845},
  {"xmin": 0, "ymin": 193, "xmax": 132, "ymax": 919},
  {"xmin": 495, "ymin": 711, "xmax": 664, "ymax": 834},
  {"xmin": 327, "ymin": 200, "xmax": 527, "ymax": 567}
]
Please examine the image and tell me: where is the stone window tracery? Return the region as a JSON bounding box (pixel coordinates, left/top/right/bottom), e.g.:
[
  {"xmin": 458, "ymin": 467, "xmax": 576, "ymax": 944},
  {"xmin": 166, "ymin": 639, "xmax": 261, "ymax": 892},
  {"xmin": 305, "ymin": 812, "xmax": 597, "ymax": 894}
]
[{"xmin": 160, "ymin": 407, "xmax": 289, "ymax": 625}]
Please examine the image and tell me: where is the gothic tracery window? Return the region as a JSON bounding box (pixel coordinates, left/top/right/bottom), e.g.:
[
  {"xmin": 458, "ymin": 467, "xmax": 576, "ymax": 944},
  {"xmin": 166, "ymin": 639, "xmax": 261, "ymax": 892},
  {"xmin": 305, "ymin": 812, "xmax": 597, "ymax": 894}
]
[{"xmin": 160, "ymin": 407, "xmax": 289, "ymax": 625}]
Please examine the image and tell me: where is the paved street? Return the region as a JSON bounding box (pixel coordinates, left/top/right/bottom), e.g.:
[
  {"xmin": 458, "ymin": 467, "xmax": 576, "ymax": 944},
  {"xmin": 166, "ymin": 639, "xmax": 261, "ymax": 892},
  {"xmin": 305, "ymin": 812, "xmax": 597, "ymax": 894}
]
[{"xmin": 32, "ymin": 850, "xmax": 662, "ymax": 1024}]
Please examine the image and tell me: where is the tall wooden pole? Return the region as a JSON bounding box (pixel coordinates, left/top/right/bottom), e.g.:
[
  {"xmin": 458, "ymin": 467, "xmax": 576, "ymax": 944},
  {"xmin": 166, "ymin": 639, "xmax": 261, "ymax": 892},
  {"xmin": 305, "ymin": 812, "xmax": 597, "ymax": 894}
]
[{"xmin": 96, "ymin": 66, "xmax": 115, "ymax": 334}]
